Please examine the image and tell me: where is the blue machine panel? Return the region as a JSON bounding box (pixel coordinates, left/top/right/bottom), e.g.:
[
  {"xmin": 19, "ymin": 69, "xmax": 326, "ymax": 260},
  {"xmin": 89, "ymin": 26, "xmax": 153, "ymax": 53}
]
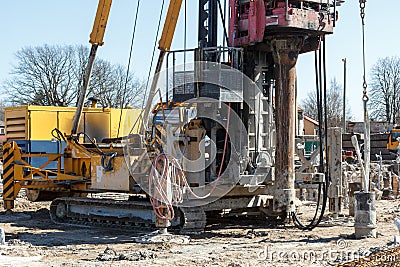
[{"xmin": 14, "ymin": 140, "xmax": 66, "ymax": 170}]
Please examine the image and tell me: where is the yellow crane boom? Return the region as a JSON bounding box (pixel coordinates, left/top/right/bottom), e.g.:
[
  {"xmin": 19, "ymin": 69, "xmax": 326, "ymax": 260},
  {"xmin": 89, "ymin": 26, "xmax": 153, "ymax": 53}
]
[
  {"xmin": 90, "ymin": 0, "xmax": 112, "ymax": 46},
  {"xmin": 158, "ymin": 0, "xmax": 183, "ymax": 51},
  {"xmin": 142, "ymin": 0, "xmax": 183, "ymax": 130}
]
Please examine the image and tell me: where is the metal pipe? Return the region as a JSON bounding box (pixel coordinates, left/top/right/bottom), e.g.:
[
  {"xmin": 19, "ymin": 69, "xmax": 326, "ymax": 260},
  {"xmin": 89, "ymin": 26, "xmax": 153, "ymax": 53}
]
[
  {"xmin": 274, "ymin": 62, "xmax": 296, "ymax": 214},
  {"xmin": 328, "ymin": 127, "xmax": 343, "ymax": 219},
  {"xmin": 342, "ymin": 58, "xmax": 347, "ymax": 133},
  {"xmin": 333, "ymin": 0, "xmax": 337, "ymax": 27},
  {"xmin": 71, "ymin": 45, "xmax": 98, "ymax": 135},
  {"xmin": 142, "ymin": 51, "xmax": 167, "ymax": 134},
  {"xmin": 351, "ymin": 135, "xmax": 366, "ymax": 187},
  {"xmin": 364, "ymin": 99, "xmax": 370, "ymax": 193},
  {"xmin": 271, "ymin": 38, "xmax": 303, "ymax": 214},
  {"xmin": 285, "ymin": 0, "xmax": 289, "ymax": 21},
  {"xmin": 166, "ymin": 52, "xmax": 170, "ymax": 108}
]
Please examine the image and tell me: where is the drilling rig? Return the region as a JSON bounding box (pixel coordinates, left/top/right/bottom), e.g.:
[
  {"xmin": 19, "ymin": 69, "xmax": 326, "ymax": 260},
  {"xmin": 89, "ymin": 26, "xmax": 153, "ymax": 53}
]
[{"xmin": 2, "ymin": 0, "xmax": 343, "ymax": 233}]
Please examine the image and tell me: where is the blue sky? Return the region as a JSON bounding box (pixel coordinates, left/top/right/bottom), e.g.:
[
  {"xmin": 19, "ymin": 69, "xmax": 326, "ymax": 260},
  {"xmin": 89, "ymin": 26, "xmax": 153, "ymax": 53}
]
[{"xmin": 0, "ymin": 1, "xmax": 397, "ymax": 121}]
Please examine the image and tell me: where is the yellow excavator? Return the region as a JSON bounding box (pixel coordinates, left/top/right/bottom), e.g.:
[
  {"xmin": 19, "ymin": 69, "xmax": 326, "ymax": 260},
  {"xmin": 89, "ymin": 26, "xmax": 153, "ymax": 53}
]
[
  {"xmin": 3, "ymin": 0, "xmax": 187, "ymax": 230},
  {"xmin": 387, "ymin": 128, "xmax": 400, "ymax": 154}
]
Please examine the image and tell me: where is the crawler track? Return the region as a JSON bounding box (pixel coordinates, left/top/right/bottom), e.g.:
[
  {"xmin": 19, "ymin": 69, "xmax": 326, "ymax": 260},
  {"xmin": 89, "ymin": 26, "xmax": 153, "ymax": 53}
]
[{"xmin": 49, "ymin": 197, "xmax": 207, "ymax": 234}]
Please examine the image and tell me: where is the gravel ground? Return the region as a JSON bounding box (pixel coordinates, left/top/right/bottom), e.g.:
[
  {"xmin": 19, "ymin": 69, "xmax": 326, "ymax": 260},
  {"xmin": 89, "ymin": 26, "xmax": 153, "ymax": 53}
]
[{"xmin": 1, "ymin": 191, "xmax": 400, "ymax": 267}]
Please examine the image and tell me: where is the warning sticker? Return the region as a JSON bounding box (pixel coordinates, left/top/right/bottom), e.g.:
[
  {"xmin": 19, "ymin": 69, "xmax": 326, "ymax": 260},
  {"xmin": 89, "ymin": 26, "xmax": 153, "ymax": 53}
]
[{"xmin": 96, "ymin": 166, "xmax": 103, "ymax": 183}]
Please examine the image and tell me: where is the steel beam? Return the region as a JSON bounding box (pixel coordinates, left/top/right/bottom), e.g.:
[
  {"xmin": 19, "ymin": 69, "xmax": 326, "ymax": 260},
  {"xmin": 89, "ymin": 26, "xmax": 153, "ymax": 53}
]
[{"xmin": 328, "ymin": 127, "xmax": 343, "ymax": 218}]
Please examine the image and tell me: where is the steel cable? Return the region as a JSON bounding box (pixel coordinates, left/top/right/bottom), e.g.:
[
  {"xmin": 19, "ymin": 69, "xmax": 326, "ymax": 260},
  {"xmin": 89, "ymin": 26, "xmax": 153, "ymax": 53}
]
[{"xmin": 117, "ymin": 0, "xmax": 142, "ymax": 138}]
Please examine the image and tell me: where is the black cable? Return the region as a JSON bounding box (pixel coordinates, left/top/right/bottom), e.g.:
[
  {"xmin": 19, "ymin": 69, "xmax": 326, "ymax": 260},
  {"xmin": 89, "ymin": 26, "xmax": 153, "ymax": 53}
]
[
  {"xmin": 292, "ymin": 181, "xmax": 328, "ymax": 230},
  {"xmin": 52, "ymin": 128, "xmax": 66, "ymax": 142},
  {"xmin": 77, "ymin": 132, "xmax": 104, "ymax": 155},
  {"xmin": 322, "ymin": 38, "xmax": 330, "ymax": 184},
  {"xmin": 315, "ymin": 49, "xmax": 324, "ymax": 173},
  {"xmin": 292, "ymin": 182, "xmax": 321, "ymax": 229},
  {"xmin": 217, "ymin": 0, "xmax": 230, "ymax": 46},
  {"xmin": 117, "ymin": 0, "xmax": 141, "ymax": 138},
  {"xmin": 141, "ymin": 0, "xmax": 166, "ymax": 110},
  {"xmin": 319, "ymin": 46, "xmax": 325, "ymax": 174},
  {"xmin": 292, "ymin": 42, "xmax": 329, "ymax": 230},
  {"xmin": 101, "ymin": 152, "xmax": 118, "ymax": 171},
  {"xmin": 126, "ymin": 0, "xmax": 166, "ymax": 137},
  {"xmin": 125, "ymin": 0, "xmax": 166, "ymax": 136},
  {"xmin": 184, "ymin": 0, "xmax": 187, "ymax": 51},
  {"xmin": 183, "ymin": 0, "xmax": 187, "ymax": 102}
]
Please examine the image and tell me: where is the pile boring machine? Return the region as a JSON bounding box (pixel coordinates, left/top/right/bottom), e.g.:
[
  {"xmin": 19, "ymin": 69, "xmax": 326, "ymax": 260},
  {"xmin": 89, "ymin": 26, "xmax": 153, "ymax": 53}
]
[{"xmin": 2, "ymin": 0, "xmax": 344, "ymax": 233}]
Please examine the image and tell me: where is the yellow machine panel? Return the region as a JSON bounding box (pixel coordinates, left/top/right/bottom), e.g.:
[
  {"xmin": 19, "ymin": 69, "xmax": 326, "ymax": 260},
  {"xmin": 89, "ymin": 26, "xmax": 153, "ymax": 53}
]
[
  {"xmin": 5, "ymin": 105, "xmax": 142, "ymax": 141},
  {"xmin": 58, "ymin": 110, "xmax": 83, "ymax": 136},
  {"xmin": 91, "ymin": 156, "xmax": 130, "ymax": 191},
  {"xmin": 111, "ymin": 108, "xmax": 142, "ymax": 137},
  {"xmin": 30, "ymin": 111, "xmax": 58, "ymax": 140}
]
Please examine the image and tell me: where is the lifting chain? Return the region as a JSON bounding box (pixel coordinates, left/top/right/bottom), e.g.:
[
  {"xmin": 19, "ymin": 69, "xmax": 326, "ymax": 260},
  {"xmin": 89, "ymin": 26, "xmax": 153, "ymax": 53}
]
[
  {"xmin": 359, "ymin": 0, "xmax": 366, "ymax": 24},
  {"xmin": 359, "ymin": 0, "xmax": 370, "ymax": 190},
  {"xmin": 359, "ymin": 0, "xmax": 368, "ymax": 103}
]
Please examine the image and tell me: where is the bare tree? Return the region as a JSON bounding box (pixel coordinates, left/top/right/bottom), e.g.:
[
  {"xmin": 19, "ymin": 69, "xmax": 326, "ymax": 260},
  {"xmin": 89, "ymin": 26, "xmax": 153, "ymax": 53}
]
[
  {"xmin": 301, "ymin": 78, "xmax": 351, "ymax": 127},
  {"xmin": 89, "ymin": 60, "xmax": 144, "ymax": 108},
  {"xmin": 0, "ymin": 100, "xmax": 7, "ymax": 121},
  {"xmin": 301, "ymin": 89, "xmax": 318, "ymax": 121},
  {"xmin": 3, "ymin": 44, "xmax": 144, "ymax": 108},
  {"xmin": 5, "ymin": 45, "xmax": 78, "ymax": 106},
  {"xmin": 369, "ymin": 56, "xmax": 400, "ymax": 123}
]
